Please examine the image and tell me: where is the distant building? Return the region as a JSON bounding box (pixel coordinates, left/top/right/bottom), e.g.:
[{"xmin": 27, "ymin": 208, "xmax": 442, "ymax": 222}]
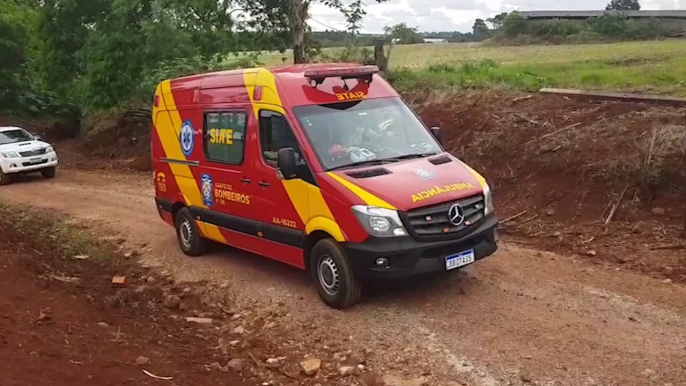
[
  {"xmin": 519, "ymin": 10, "xmax": 686, "ymax": 32},
  {"xmin": 422, "ymin": 38, "xmax": 448, "ymax": 43}
]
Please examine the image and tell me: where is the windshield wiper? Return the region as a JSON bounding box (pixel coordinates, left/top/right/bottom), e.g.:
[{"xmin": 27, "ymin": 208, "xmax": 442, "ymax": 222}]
[
  {"xmin": 328, "ymin": 158, "xmax": 398, "ymax": 171},
  {"xmin": 384, "ymin": 152, "xmax": 437, "ymax": 161}
]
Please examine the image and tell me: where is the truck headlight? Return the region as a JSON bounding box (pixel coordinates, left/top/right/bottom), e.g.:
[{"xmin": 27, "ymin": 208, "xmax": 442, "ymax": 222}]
[
  {"xmin": 483, "ymin": 182, "xmax": 494, "ymax": 215},
  {"xmin": 352, "ymin": 206, "xmax": 408, "ymax": 238},
  {"xmin": 45, "ymin": 146, "xmax": 54, "ymax": 153},
  {"xmin": 1, "ymin": 151, "xmax": 19, "ymax": 158}
]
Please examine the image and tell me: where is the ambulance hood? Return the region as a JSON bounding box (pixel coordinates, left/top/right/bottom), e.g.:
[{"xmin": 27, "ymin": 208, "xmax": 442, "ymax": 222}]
[{"xmin": 330, "ymin": 154, "xmax": 484, "ymax": 212}]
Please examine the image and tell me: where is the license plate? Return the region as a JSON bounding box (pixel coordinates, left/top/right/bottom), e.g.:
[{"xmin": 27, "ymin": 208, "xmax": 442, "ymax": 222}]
[
  {"xmin": 445, "ymin": 249, "xmax": 475, "ymax": 270},
  {"xmin": 29, "ymin": 157, "xmax": 42, "ymax": 164}
]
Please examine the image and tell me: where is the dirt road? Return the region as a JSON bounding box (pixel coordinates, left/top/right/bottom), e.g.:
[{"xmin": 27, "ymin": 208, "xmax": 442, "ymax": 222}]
[{"xmin": 1, "ymin": 170, "xmax": 685, "ymax": 386}]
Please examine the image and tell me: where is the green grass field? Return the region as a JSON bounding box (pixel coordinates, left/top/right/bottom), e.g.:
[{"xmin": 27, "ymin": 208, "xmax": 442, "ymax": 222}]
[{"xmin": 254, "ymin": 40, "xmax": 686, "ymax": 95}]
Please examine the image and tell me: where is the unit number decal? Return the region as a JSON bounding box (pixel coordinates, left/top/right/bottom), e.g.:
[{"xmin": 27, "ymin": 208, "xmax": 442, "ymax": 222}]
[{"xmin": 273, "ymin": 217, "xmax": 297, "ymax": 228}]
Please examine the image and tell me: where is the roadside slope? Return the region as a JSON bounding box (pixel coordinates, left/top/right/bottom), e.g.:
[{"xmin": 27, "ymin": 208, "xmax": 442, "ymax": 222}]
[{"xmin": 1, "ymin": 170, "xmax": 685, "ymax": 386}]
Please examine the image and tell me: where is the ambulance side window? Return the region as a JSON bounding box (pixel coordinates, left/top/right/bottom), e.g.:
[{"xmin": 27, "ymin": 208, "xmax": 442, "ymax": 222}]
[
  {"xmin": 204, "ymin": 111, "xmax": 247, "ymax": 164},
  {"xmin": 259, "ymin": 110, "xmax": 303, "ymax": 167}
]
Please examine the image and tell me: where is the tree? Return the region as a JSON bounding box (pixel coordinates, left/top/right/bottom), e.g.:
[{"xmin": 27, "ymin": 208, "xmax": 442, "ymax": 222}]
[
  {"xmin": 240, "ymin": 0, "xmax": 389, "ymax": 64},
  {"xmin": 472, "ymin": 18, "xmax": 490, "ymax": 38},
  {"xmin": 384, "ymin": 23, "xmax": 423, "ymax": 44},
  {"xmin": 0, "ymin": 0, "xmax": 31, "ymax": 109},
  {"xmin": 501, "ymin": 11, "xmax": 527, "ymax": 37},
  {"xmin": 606, "ymin": 0, "xmax": 640, "ymax": 10},
  {"xmin": 344, "ymin": 0, "xmax": 365, "ymax": 36},
  {"xmin": 487, "ymin": 12, "xmax": 508, "ymax": 30},
  {"xmin": 30, "ymin": 0, "xmax": 253, "ymax": 112}
]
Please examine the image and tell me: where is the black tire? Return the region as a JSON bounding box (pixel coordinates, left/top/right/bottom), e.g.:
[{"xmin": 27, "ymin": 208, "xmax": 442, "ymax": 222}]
[
  {"xmin": 310, "ymin": 238, "xmax": 362, "ymax": 309},
  {"xmin": 175, "ymin": 207, "xmax": 206, "ymax": 257},
  {"xmin": 41, "ymin": 167, "xmax": 56, "ymax": 179},
  {"xmin": 0, "ymin": 170, "xmax": 11, "ymax": 186}
]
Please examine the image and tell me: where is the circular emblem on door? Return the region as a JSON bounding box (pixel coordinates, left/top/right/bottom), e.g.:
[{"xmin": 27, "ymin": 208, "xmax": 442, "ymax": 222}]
[
  {"xmin": 447, "ymin": 203, "xmax": 465, "ymax": 226},
  {"xmin": 179, "ymin": 120, "xmax": 195, "ymax": 156}
]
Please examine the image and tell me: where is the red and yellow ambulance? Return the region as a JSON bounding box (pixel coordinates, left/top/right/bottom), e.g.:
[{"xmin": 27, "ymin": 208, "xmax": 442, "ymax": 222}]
[{"xmin": 152, "ymin": 64, "xmax": 498, "ymax": 309}]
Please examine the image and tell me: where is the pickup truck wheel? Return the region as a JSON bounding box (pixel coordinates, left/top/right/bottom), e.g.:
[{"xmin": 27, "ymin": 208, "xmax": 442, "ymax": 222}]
[
  {"xmin": 0, "ymin": 170, "xmax": 11, "ymax": 186},
  {"xmin": 175, "ymin": 207, "xmax": 206, "ymax": 256},
  {"xmin": 41, "ymin": 167, "xmax": 56, "ymax": 178},
  {"xmin": 311, "ymin": 238, "xmax": 361, "ymax": 309}
]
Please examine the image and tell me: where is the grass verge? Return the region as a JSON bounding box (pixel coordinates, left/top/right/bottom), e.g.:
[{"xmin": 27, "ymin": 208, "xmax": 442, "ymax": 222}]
[
  {"xmin": 250, "ymin": 40, "xmax": 686, "ymax": 95},
  {"xmin": 387, "ymin": 54, "xmax": 686, "ymax": 95},
  {"xmin": 0, "ymin": 203, "xmax": 116, "ymax": 261}
]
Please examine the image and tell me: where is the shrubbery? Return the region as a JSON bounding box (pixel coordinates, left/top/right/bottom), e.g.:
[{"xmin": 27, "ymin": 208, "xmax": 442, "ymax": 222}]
[
  {"xmin": 495, "ymin": 12, "xmax": 675, "ymax": 44},
  {"xmin": 531, "ymin": 20, "xmax": 583, "ymax": 38}
]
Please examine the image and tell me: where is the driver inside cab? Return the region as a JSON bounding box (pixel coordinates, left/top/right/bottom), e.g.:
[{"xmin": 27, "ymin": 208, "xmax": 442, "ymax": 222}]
[{"xmin": 305, "ymin": 103, "xmax": 414, "ymax": 170}]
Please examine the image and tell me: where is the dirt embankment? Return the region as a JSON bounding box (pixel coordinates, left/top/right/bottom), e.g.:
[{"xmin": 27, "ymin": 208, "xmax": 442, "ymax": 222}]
[
  {"xmin": 408, "ymin": 91, "xmax": 686, "ymax": 283},
  {"xmin": 0, "ymin": 207, "xmax": 384, "ymax": 386}
]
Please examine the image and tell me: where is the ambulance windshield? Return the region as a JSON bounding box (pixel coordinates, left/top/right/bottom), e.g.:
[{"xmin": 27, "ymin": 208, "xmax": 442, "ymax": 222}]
[{"xmin": 293, "ymin": 97, "xmax": 441, "ymax": 171}]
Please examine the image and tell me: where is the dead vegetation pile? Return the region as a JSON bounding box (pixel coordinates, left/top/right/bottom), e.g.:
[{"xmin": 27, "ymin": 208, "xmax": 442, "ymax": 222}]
[
  {"xmin": 408, "ymin": 90, "xmax": 686, "ymax": 282},
  {"xmin": 407, "ymin": 90, "xmax": 686, "ymax": 197}
]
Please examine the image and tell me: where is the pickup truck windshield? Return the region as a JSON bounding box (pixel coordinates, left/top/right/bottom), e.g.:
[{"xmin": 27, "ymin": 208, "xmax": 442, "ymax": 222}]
[
  {"xmin": 293, "ymin": 97, "xmax": 440, "ymax": 171},
  {"xmin": 0, "ymin": 129, "xmax": 34, "ymax": 145}
]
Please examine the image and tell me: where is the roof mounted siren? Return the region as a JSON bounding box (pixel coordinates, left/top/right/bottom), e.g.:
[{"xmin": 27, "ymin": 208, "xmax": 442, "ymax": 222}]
[{"xmin": 304, "ymin": 65, "xmax": 379, "ymax": 88}]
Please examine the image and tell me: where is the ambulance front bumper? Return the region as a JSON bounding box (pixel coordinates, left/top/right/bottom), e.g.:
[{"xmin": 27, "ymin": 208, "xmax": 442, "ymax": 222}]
[{"xmin": 344, "ymin": 214, "xmax": 499, "ymax": 280}]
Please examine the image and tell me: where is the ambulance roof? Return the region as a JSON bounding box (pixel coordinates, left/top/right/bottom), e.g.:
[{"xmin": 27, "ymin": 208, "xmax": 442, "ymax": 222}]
[{"xmin": 164, "ymin": 63, "xmax": 398, "ymax": 108}]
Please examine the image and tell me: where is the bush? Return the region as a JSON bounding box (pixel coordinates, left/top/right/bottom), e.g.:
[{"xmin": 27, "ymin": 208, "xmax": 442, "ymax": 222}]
[
  {"xmin": 460, "ymin": 59, "xmax": 498, "ymax": 75},
  {"xmin": 588, "ymin": 14, "xmax": 631, "ymax": 38},
  {"xmin": 427, "ymin": 63, "xmax": 457, "ymax": 73},
  {"xmin": 626, "ymin": 18, "xmax": 670, "ymax": 40},
  {"xmin": 501, "ymin": 12, "xmax": 527, "ymax": 37},
  {"xmin": 493, "ymin": 12, "xmax": 673, "ymax": 45},
  {"xmin": 314, "ymin": 44, "xmax": 375, "ymax": 65},
  {"xmin": 531, "ymin": 20, "xmax": 583, "ymax": 37}
]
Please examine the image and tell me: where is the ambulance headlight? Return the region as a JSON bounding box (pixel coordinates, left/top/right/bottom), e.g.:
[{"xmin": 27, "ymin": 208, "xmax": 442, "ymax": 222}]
[
  {"xmin": 352, "ymin": 206, "xmax": 407, "ymax": 238},
  {"xmin": 483, "ymin": 182, "xmax": 494, "ymax": 215}
]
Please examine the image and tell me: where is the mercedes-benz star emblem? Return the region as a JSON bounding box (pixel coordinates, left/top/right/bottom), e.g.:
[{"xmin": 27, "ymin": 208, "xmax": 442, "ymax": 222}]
[{"xmin": 447, "ymin": 204, "xmax": 465, "ymax": 226}]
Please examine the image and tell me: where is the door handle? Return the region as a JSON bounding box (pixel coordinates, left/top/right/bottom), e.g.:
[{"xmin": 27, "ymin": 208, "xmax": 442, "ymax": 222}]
[
  {"xmin": 241, "ymin": 178, "xmax": 251, "ymax": 184},
  {"xmin": 258, "ymin": 181, "xmax": 270, "ymax": 188}
]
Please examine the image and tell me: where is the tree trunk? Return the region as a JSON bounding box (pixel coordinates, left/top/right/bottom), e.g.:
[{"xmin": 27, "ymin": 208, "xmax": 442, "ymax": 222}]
[
  {"xmin": 374, "ymin": 42, "xmax": 388, "ymax": 71},
  {"xmin": 291, "ymin": 0, "xmax": 309, "ymax": 64}
]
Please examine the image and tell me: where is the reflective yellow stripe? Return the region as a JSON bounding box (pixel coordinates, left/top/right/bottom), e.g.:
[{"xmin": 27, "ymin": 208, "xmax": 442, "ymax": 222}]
[
  {"xmin": 244, "ymin": 69, "xmax": 344, "ymax": 242},
  {"xmin": 306, "ymin": 184, "xmax": 345, "ymax": 242},
  {"xmin": 200, "ymin": 222, "xmax": 227, "ymax": 243},
  {"xmin": 459, "ymin": 160, "xmax": 487, "ymax": 189},
  {"xmin": 154, "ymin": 80, "xmax": 226, "ymax": 244},
  {"xmin": 326, "ymin": 172, "xmax": 396, "ymax": 210}
]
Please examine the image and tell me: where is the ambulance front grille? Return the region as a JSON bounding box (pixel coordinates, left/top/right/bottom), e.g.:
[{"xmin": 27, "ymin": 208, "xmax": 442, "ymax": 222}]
[{"xmin": 402, "ymin": 194, "xmax": 485, "ymax": 241}]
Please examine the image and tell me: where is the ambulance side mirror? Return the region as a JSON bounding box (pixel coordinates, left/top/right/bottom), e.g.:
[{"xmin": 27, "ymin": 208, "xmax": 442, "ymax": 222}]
[
  {"xmin": 430, "ymin": 127, "xmax": 442, "ymax": 145},
  {"xmin": 277, "ymin": 148, "xmax": 298, "ymax": 180}
]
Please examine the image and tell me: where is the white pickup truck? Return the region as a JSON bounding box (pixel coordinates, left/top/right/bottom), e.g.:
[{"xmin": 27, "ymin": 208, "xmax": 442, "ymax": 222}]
[{"xmin": 0, "ymin": 126, "xmax": 58, "ymax": 185}]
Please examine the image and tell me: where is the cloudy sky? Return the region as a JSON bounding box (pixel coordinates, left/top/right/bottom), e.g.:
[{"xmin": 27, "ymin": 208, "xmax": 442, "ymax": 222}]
[{"xmin": 309, "ymin": 0, "xmax": 686, "ymax": 33}]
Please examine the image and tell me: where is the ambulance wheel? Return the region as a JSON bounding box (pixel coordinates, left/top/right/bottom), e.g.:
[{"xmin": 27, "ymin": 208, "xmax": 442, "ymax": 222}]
[
  {"xmin": 41, "ymin": 167, "xmax": 56, "ymax": 179},
  {"xmin": 311, "ymin": 238, "xmax": 361, "ymax": 309},
  {"xmin": 175, "ymin": 207, "xmax": 206, "ymax": 257}
]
